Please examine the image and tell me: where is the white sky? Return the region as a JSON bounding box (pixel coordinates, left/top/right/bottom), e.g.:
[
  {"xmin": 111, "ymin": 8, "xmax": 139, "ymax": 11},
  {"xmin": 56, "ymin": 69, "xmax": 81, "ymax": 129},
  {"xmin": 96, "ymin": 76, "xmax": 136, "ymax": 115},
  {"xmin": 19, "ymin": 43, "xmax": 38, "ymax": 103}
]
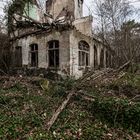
[
  {"xmin": 0, "ymin": 0, "xmax": 140, "ymax": 20},
  {"xmin": 83, "ymin": 0, "xmax": 140, "ymax": 16}
]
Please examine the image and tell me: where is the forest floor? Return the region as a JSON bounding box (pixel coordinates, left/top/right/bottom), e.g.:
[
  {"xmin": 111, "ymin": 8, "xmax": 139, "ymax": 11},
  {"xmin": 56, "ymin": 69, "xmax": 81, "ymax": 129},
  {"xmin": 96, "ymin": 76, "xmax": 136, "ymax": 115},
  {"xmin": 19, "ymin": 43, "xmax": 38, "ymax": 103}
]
[{"xmin": 0, "ymin": 70, "xmax": 140, "ymax": 140}]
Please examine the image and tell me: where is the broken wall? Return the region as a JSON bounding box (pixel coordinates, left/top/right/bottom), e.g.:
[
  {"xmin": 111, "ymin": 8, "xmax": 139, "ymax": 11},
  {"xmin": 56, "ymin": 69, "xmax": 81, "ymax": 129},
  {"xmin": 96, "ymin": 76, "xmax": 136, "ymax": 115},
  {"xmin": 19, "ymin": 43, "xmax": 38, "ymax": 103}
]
[
  {"xmin": 46, "ymin": 0, "xmax": 74, "ymax": 19},
  {"xmin": 73, "ymin": 16, "xmax": 93, "ymax": 36}
]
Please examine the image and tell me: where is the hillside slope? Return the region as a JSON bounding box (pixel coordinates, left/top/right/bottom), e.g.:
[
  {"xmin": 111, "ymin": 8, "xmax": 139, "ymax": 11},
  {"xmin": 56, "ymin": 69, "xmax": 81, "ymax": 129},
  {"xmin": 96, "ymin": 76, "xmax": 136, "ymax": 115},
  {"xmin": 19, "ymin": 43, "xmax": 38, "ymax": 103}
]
[{"xmin": 0, "ymin": 72, "xmax": 140, "ymax": 140}]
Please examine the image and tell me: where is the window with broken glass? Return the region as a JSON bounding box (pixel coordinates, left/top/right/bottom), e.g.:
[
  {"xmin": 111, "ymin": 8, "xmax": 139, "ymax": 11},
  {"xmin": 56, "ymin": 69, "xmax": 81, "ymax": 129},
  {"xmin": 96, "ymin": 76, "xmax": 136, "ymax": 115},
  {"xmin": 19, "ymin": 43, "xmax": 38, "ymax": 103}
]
[
  {"xmin": 48, "ymin": 40, "xmax": 59, "ymax": 67},
  {"xmin": 29, "ymin": 44, "xmax": 38, "ymax": 67},
  {"xmin": 78, "ymin": 41, "xmax": 90, "ymax": 67}
]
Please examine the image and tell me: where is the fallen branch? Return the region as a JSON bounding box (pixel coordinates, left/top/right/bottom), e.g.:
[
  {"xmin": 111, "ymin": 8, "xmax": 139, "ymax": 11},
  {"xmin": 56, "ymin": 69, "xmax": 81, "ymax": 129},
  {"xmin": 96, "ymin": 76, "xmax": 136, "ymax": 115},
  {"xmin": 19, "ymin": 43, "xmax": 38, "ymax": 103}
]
[
  {"xmin": 46, "ymin": 92, "xmax": 74, "ymax": 131},
  {"xmin": 80, "ymin": 95, "xmax": 95, "ymax": 102},
  {"xmin": 116, "ymin": 61, "xmax": 131, "ymax": 72},
  {"xmin": 129, "ymin": 95, "xmax": 140, "ymax": 102},
  {"xmin": 0, "ymin": 69, "xmax": 7, "ymax": 75}
]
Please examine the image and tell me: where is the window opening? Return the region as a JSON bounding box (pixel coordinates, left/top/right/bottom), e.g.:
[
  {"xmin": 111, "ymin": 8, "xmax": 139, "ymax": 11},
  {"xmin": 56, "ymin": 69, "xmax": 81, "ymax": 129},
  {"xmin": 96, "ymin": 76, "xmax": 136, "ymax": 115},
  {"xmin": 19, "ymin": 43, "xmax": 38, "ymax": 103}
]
[
  {"xmin": 30, "ymin": 44, "xmax": 38, "ymax": 67},
  {"xmin": 48, "ymin": 40, "xmax": 59, "ymax": 67},
  {"xmin": 78, "ymin": 41, "xmax": 90, "ymax": 67}
]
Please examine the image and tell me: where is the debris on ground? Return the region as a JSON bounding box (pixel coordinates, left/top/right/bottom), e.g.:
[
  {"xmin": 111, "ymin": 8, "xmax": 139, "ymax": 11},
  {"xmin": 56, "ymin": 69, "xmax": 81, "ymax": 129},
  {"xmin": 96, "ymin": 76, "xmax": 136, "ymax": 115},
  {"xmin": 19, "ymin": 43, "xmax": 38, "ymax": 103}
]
[{"xmin": 0, "ymin": 64, "xmax": 140, "ymax": 139}]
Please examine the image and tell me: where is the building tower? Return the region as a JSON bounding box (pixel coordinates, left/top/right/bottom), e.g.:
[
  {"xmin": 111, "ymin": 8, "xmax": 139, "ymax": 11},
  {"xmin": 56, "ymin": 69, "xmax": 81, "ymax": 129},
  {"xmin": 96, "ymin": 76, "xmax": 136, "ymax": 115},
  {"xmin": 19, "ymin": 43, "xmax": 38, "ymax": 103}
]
[{"xmin": 45, "ymin": 0, "xmax": 84, "ymax": 20}]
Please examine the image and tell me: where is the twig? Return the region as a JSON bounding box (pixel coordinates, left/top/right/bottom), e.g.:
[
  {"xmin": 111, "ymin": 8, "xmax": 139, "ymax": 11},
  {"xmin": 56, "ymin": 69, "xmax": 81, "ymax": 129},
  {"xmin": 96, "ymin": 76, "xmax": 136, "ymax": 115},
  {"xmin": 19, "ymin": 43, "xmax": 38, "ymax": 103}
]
[
  {"xmin": 116, "ymin": 61, "xmax": 131, "ymax": 72},
  {"xmin": 0, "ymin": 69, "xmax": 7, "ymax": 75},
  {"xmin": 129, "ymin": 95, "xmax": 140, "ymax": 102}
]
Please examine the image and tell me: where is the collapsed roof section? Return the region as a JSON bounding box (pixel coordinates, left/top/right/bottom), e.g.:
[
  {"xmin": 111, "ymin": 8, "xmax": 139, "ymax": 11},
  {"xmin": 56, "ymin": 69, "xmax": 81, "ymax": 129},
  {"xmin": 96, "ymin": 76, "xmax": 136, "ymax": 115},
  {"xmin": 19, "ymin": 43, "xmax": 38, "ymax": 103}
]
[
  {"xmin": 9, "ymin": 0, "xmax": 85, "ymax": 28},
  {"xmin": 8, "ymin": 0, "xmax": 43, "ymax": 32},
  {"xmin": 9, "ymin": 0, "xmax": 94, "ymax": 43},
  {"xmin": 45, "ymin": 0, "xmax": 84, "ymax": 20},
  {"xmin": 23, "ymin": 0, "xmax": 42, "ymax": 22}
]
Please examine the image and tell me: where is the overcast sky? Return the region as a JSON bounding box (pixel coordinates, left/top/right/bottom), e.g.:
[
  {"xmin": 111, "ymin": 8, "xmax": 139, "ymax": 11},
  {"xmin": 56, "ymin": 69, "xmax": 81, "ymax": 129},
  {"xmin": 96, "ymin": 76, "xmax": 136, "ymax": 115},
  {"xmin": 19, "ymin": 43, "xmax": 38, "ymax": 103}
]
[
  {"xmin": 83, "ymin": 0, "xmax": 140, "ymax": 16},
  {"xmin": 0, "ymin": 0, "xmax": 140, "ymax": 20}
]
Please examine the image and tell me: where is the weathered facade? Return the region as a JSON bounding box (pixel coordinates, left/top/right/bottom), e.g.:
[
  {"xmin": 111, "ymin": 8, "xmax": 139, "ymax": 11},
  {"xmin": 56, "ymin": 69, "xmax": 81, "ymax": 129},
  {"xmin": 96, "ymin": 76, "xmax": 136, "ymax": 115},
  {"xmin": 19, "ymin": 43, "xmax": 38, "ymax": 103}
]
[{"xmin": 10, "ymin": 0, "xmax": 113, "ymax": 78}]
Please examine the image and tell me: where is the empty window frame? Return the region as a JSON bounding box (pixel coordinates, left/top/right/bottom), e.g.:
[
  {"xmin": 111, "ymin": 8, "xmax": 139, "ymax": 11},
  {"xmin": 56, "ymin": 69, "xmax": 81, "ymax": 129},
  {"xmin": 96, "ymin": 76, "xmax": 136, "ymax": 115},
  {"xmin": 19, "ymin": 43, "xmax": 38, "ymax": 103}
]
[
  {"xmin": 15, "ymin": 46, "xmax": 22, "ymax": 67},
  {"xmin": 79, "ymin": 41, "xmax": 90, "ymax": 67},
  {"xmin": 94, "ymin": 45, "xmax": 98, "ymax": 68},
  {"xmin": 48, "ymin": 40, "xmax": 59, "ymax": 67},
  {"xmin": 100, "ymin": 49, "xmax": 104, "ymax": 68},
  {"xmin": 106, "ymin": 51, "xmax": 109, "ymax": 68},
  {"xmin": 29, "ymin": 44, "xmax": 38, "ymax": 67}
]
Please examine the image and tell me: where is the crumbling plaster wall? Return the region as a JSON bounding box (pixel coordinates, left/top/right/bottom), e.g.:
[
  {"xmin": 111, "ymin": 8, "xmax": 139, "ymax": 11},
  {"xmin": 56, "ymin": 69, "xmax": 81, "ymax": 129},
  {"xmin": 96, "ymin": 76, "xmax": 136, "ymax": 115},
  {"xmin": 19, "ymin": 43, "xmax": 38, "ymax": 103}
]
[
  {"xmin": 73, "ymin": 16, "xmax": 93, "ymax": 36},
  {"xmin": 13, "ymin": 30, "xmax": 70, "ymax": 74},
  {"xmin": 74, "ymin": 0, "xmax": 83, "ymax": 19},
  {"xmin": 69, "ymin": 30, "xmax": 94, "ymax": 78},
  {"xmin": 69, "ymin": 30, "xmax": 109, "ymax": 78},
  {"xmin": 12, "ymin": 28, "xmax": 111, "ymax": 78}
]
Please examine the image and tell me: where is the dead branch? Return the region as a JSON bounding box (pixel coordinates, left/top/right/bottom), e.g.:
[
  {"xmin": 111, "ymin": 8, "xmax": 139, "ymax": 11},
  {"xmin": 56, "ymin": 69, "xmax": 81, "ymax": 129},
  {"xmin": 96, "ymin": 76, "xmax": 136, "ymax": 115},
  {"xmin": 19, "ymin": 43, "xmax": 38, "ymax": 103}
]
[
  {"xmin": 46, "ymin": 92, "xmax": 74, "ymax": 131},
  {"xmin": 0, "ymin": 69, "xmax": 7, "ymax": 75},
  {"xmin": 129, "ymin": 95, "xmax": 140, "ymax": 102},
  {"xmin": 116, "ymin": 61, "xmax": 131, "ymax": 72}
]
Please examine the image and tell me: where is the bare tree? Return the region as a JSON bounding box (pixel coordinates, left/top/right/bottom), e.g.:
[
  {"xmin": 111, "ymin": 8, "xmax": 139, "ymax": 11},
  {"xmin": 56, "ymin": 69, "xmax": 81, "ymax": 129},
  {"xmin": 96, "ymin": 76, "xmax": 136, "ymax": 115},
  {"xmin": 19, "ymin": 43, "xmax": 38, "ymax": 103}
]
[
  {"xmin": 0, "ymin": 26, "xmax": 10, "ymax": 73},
  {"xmin": 93, "ymin": 0, "xmax": 140, "ymax": 66},
  {"xmin": 118, "ymin": 20, "xmax": 140, "ymax": 64},
  {"xmin": 0, "ymin": 1, "xmax": 11, "ymax": 74}
]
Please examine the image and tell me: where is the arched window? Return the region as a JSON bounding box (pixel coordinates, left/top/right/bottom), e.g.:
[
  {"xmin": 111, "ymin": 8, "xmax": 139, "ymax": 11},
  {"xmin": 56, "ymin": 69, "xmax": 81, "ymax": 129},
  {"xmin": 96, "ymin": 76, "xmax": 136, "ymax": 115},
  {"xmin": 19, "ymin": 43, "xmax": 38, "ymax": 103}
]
[
  {"xmin": 94, "ymin": 45, "xmax": 98, "ymax": 68},
  {"xmin": 48, "ymin": 40, "xmax": 59, "ymax": 67},
  {"xmin": 15, "ymin": 46, "xmax": 22, "ymax": 67},
  {"xmin": 29, "ymin": 44, "xmax": 38, "ymax": 67},
  {"xmin": 100, "ymin": 49, "xmax": 104, "ymax": 68},
  {"xmin": 78, "ymin": 41, "xmax": 90, "ymax": 67}
]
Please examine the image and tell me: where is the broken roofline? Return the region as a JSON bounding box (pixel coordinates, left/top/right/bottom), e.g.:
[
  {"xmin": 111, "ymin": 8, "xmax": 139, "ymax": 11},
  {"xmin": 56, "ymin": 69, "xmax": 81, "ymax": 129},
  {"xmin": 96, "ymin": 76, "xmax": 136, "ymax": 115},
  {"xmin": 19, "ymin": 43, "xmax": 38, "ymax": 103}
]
[
  {"xmin": 10, "ymin": 20, "xmax": 114, "ymax": 54},
  {"xmin": 29, "ymin": 0, "xmax": 40, "ymax": 8},
  {"xmin": 10, "ymin": 22, "xmax": 74, "ymax": 41}
]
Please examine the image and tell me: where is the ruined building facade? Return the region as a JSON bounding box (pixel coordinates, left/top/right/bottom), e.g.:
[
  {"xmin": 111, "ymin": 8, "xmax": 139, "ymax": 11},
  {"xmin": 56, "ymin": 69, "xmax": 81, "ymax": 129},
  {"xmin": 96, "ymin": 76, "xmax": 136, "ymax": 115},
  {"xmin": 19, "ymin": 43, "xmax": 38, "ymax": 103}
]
[{"xmin": 10, "ymin": 0, "xmax": 113, "ymax": 78}]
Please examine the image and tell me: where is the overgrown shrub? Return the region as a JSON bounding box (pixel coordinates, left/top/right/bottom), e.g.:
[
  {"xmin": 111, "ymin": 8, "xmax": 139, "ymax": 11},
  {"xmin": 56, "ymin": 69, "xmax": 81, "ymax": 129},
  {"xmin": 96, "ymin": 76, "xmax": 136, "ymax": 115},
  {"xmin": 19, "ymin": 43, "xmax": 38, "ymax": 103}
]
[{"xmin": 90, "ymin": 97, "xmax": 140, "ymax": 132}]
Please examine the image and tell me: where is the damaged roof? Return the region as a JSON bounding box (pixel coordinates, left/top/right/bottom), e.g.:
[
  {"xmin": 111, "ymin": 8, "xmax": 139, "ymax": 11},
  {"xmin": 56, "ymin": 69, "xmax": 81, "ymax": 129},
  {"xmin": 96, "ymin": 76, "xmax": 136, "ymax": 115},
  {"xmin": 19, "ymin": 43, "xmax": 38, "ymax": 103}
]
[
  {"xmin": 31, "ymin": 0, "xmax": 40, "ymax": 7},
  {"xmin": 46, "ymin": 0, "xmax": 56, "ymax": 12}
]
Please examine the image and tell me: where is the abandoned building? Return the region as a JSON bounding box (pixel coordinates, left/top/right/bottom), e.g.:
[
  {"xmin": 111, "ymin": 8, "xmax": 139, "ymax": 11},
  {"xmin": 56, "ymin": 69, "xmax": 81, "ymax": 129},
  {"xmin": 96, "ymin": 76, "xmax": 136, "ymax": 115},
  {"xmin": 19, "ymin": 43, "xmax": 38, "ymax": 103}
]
[{"xmin": 10, "ymin": 0, "xmax": 113, "ymax": 78}]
